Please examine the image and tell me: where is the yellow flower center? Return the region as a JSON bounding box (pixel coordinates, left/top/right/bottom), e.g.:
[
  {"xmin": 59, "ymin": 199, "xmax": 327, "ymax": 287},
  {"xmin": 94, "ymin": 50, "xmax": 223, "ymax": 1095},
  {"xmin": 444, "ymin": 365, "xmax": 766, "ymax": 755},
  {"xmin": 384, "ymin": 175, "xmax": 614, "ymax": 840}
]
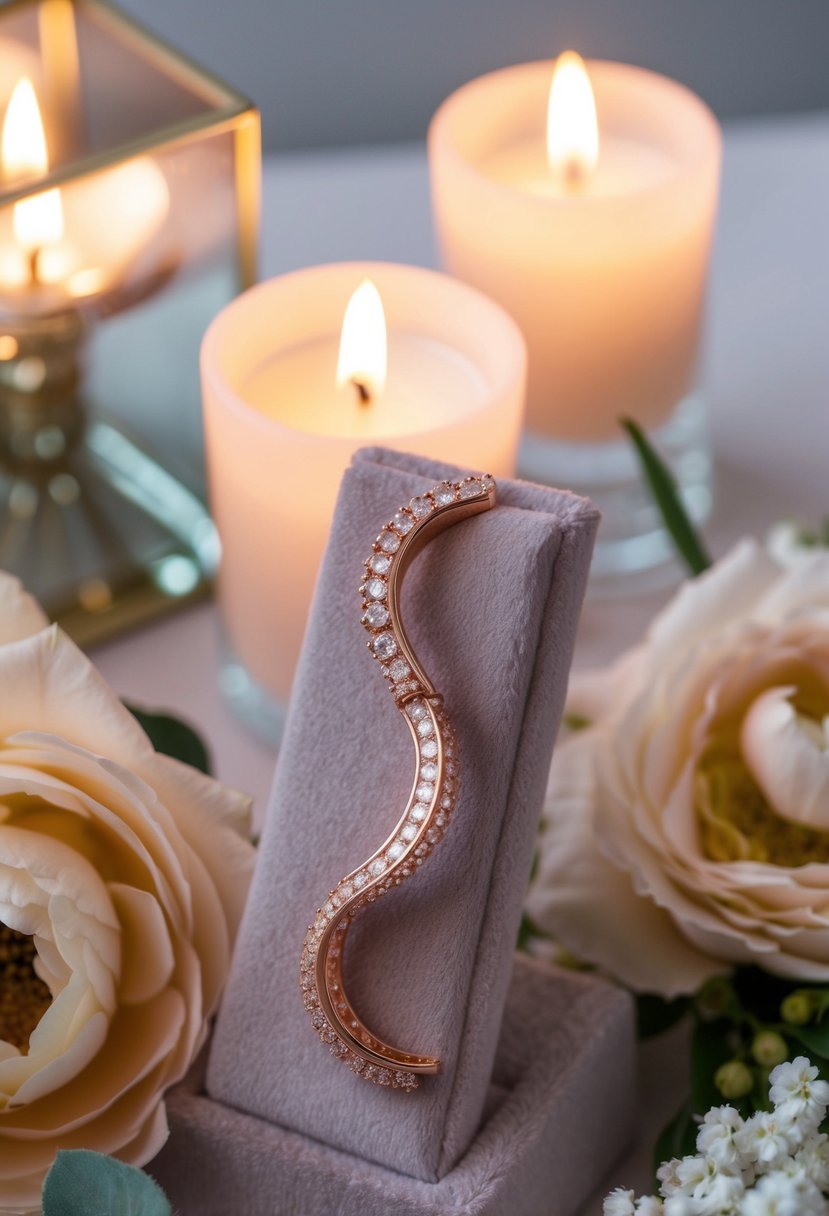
[
  {"xmin": 696, "ymin": 755, "xmax": 829, "ymax": 867},
  {"xmin": 0, "ymin": 924, "xmax": 52, "ymax": 1053}
]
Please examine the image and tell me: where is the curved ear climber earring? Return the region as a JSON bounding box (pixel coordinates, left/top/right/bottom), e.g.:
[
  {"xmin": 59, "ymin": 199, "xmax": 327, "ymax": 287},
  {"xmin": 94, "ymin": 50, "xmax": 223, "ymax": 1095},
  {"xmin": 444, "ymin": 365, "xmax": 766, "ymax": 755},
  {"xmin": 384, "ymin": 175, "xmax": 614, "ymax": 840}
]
[{"xmin": 300, "ymin": 474, "xmax": 496, "ymax": 1091}]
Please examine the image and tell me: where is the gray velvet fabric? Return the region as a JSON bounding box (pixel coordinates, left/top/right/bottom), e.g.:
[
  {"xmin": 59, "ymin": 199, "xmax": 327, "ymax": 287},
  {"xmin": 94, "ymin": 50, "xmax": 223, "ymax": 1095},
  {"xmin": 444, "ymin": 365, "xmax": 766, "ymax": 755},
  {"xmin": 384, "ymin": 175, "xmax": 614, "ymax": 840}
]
[
  {"xmin": 208, "ymin": 448, "xmax": 599, "ymax": 1182},
  {"xmin": 154, "ymin": 958, "xmax": 637, "ymax": 1216}
]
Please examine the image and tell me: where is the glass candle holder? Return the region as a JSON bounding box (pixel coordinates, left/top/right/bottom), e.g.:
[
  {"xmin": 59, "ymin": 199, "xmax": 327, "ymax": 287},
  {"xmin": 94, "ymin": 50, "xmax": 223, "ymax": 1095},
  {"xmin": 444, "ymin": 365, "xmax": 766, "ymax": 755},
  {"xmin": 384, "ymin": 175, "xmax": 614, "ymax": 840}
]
[
  {"xmin": 0, "ymin": 0, "xmax": 259, "ymax": 644},
  {"xmin": 201, "ymin": 261, "xmax": 526, "ymax": 743},
  {"xmin": 429, "ymin": 59, "xmax": 721, "ymax": 587}
]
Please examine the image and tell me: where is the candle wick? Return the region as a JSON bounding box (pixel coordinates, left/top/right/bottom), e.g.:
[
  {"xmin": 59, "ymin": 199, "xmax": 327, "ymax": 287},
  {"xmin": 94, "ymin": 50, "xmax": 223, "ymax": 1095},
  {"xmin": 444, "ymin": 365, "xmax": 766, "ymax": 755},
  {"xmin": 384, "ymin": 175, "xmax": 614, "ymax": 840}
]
[
  {"xmin": 563, "ymin": 157, "xmax": 586, "ymax": 192},
  {"xmin": 28, "ymin": 246, "xmax": 42, "ymax": 285},
  {"xmin": 351, "ymin": 377, "xmax": 372, "ymax": 406}
]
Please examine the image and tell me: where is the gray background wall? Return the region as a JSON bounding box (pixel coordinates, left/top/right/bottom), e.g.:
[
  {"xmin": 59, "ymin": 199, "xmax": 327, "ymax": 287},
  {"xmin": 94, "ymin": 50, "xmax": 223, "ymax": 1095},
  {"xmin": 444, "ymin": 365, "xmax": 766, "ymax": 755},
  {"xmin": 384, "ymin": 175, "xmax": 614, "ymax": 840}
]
[{"xmin": 116, "ymin": 1, "xmax": 829, "ymax": 152}]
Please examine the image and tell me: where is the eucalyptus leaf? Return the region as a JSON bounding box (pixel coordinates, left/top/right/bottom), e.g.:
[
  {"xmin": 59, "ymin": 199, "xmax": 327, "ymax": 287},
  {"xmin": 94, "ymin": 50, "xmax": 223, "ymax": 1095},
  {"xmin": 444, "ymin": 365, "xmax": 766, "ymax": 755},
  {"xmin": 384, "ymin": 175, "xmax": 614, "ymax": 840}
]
[
  {"xmin": 126, "ymin": 703, "xmax": 212, "ymax": 775},
  {"xmin": 621, "ymin": 418, "xmax": 712, "ymax": 577},
  {"xmin": 42, "ymin": 1151, "xmax": 171, "ymax": 1216}
]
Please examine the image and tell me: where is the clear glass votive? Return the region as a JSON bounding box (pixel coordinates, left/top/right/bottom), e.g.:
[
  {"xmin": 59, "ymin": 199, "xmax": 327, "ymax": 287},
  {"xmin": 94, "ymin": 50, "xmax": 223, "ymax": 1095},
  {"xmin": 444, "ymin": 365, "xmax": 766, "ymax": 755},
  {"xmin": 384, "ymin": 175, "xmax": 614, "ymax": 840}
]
[
  {"xmin": 0, "ymin": 0, "xmax": 259, "ymax": 643},
  {"xmin": 200, "ymin": 261, "xmax": 526, "ymax": 744},
  {"xmin": 429, "ymin": 58, "xmax": 722, "ymax": 586}
]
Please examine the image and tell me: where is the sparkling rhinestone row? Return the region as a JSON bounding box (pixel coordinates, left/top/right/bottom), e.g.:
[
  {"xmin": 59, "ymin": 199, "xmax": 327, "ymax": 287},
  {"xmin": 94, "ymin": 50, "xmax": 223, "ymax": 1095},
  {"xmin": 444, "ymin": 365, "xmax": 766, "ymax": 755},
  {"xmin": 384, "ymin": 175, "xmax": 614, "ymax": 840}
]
[
  {"xmin": 301, "ymin": 475, "xmax": 493, "ymax": 1091},
  {"xmin": 361, "ymin": 475, "xmax": 495, "ymax": 705},
  {"xmin": 300, "ymin": 698, "xmax": 458, "ymax": 1090}
]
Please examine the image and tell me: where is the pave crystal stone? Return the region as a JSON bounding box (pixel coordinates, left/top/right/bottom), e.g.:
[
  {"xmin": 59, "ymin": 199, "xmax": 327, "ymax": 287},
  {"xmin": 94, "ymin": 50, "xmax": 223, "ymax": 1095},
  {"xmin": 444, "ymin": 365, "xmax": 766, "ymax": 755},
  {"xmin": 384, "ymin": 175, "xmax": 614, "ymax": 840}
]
[
  {"xmin": 365, "ymin": 577, "xmax": 387, "ymax": 600},
  {"xmin": 392, "ymin": 510, "xmax": 414, "ymax": 534},
  {"xmin": 378, "ymin": 530, "xmax": 400, "ymax": 553},
  {"xmin": 420, "ymin": 762, "xmax": 438, "ymax": 781},
  {"xmin": 420, "ymin": 739, "xmax": 438, "ymax": 758},
  {"xmin": 410, "ymin": 802, "xmax": 429, "ymax": 822},
  {"xmin": 459, "ymin": 478, "xmax": 483, "ymax": 499},
  {"xmin": 363, "ymin": 602, "xmax": 389, "ymax": 628},
  {"xmin": 369, "ymin": 857, "xmax": 387, "ymax": 876},
  {"xmin": 407, "ymin": 701, "xmax": 428, "ymax": 722},
  {"xmin": 400, "ymin": 823, "xmax": 417, "ymax": 842},
  {"xmin": 482, "ymin": 474, "xmax": 495, "ymax": 491},
  {"xmin": 372, "ymin": 633, "xmax": 397, "ymax": 660},
  {"xmin": 353, "ymin": 872, "xmax": 368, "ymax": 889},
  {"xmin": 416, "ymin": 717, "xmax": 433, "ymax": 737},
  {"xmin": 416, "ymin": 782, "xmax": 435, "ymax": 802},
  {"xmin": 389, "ymin": 658, "xmax": 411, "ymax": 681},
  {"xmin": 368, "ymin": 553, "xmax": 391, "ymax": 575},
  {"xmin": 387, "ymin": 840, "xmax": 405, "ymax": 860},
  {"xmin": 410, "ymin": 495, "xmax": 433, "ymax": 519},
  {"xmin": 432, "ymin": 482, "xmax": 457, "ymax": 507}
]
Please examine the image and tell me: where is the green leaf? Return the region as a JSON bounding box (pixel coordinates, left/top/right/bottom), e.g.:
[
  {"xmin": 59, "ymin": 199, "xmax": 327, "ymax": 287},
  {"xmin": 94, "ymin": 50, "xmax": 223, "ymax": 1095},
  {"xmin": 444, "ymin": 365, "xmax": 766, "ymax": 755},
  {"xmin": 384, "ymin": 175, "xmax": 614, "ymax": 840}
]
[
  {"xmin": 516, "ymin": 911, "xmax": 544, "ymax": 952},
  {"xmin": 125, "ymin": 703, "xmax": 212, "ymax": 775},
  {"xmin": 636, "ymin": 993, "xmax": 692, "ymax": 1040},
  {"xmin": 793, "ymin": 1021, "xmax": 829, "ymax": 1060},
  {"xmin": 690, "ymin": 1017, "xmax": 737, "ymax": 1113},
  {"xmin": 653, "ymin": 1101, "xmax": 697, "ymax": 1176},
  {"xmin": 42, "ymin": 1150, "xmax": 171, "ymax": 1215},
  {"xmin": 563, "ymin": 712, "xmax": 592, "ymax": 732},
  {"xmin": 621, "ymin": 418, "xmax": 712, "ymax": 577}
]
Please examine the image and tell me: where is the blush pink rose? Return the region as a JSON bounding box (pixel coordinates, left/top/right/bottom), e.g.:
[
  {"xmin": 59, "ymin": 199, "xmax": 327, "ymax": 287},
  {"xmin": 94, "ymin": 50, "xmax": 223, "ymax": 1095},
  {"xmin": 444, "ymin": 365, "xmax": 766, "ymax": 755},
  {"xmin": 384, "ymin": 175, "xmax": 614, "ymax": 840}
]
[
  {"xmin": 0, "ymin": 574, "xmax": 255, "ymax": 1211},
  {"xmin": 528, "ymin": 541, "xmax": 829, "ymax": 997}
]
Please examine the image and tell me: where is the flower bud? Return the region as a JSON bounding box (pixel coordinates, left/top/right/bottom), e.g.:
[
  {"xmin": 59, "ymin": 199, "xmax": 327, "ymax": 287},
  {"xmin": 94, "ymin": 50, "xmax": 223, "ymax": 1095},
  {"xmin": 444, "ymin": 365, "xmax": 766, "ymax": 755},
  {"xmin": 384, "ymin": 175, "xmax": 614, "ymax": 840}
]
[
  {"xmin": 751, "ymin": 1030, "xmax": 788, "ymax": 1067},
  {"xmin": 696, "ymin": 976, "xmax": 735, "ymax": 1021},
  {"xmin": 714, "ymin": 1059, "xmax": 753, "ymax": 1100},
  {"xmin": 781, "ymin": 991, "xmax": 817, "ymax": 1025}
]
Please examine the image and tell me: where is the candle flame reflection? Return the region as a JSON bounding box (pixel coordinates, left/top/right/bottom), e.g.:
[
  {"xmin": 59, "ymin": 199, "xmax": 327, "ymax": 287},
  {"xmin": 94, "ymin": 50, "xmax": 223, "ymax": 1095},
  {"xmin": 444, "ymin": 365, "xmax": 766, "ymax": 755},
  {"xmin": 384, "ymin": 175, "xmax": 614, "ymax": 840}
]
[
  {"xmin": 337, "ymin": 278, "xmax": 387, "ymax": 403},
  {"xmin": 546, "ymin": 51, "xmax": 599, "ymax": 186},
  {"xmin": 2, "ymin": 78, "xmax": 63, "ymax": 252}
]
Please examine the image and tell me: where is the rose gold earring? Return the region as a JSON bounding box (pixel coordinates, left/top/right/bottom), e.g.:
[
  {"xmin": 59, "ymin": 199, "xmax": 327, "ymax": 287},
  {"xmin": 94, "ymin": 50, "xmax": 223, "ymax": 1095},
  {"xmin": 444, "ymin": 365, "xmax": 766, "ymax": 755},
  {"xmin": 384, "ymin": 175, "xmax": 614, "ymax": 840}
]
[{"xmin": 300, "ymin": 474, "xmax": 496, "ymax": 1090}]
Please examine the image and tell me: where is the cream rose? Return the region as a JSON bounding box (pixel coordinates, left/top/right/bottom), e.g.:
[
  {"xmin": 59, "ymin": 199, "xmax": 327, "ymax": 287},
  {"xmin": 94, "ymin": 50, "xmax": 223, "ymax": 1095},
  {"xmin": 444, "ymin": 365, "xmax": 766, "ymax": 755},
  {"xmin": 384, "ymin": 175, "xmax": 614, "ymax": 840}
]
[
  {"xmin": 0, "ymin": 574, "xmax": 255, "ymax": 1212},
  {"xmin": 527, "ymin": 540, "xmax": 829, "ymax": 998}
]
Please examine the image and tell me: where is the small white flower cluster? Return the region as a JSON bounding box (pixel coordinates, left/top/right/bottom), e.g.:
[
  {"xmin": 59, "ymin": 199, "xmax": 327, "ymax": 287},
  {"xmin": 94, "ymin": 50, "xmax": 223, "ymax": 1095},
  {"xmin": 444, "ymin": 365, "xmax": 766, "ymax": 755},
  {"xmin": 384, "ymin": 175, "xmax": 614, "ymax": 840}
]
[{"xmin": 605, "ymin": 1057, "xmax": 829, "ymax": 1215}]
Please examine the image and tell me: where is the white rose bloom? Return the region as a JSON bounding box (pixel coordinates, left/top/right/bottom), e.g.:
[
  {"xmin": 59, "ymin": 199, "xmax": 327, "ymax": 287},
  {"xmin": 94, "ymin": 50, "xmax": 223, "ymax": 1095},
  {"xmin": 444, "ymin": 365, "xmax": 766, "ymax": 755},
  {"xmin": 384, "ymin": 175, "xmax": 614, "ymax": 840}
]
[
  {"xmin": 0, "ymin": 574, "xmax": 255, "ymax": 1209},
  {"xmin": 528, "ymin": 541, "xmax": 829, "ymax": 995}
]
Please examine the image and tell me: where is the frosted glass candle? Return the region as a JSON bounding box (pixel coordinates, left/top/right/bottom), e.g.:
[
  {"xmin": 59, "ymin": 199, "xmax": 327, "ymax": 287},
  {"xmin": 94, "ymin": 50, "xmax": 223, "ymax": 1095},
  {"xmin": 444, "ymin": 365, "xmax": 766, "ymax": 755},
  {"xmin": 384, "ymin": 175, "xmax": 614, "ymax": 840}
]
[
  {"xmin": 429, "ymin": 60, "xmax": 721, "ymax": 443},
  {"xmin": 201, "ymin": 261, "xmax": 526, "ymax": 719}
]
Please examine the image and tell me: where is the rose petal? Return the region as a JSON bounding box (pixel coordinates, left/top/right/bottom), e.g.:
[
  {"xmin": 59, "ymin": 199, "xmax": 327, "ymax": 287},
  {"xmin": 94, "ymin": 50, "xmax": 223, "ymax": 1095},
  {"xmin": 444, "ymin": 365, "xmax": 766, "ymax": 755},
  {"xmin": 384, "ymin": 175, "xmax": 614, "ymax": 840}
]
[
  {"xmin": 0, "ymin": 575, "xmax": 48, "ymax": 646},
  {"xmin": 741, "ymin": 685, "xmax": 829, "ymax": 829},
  {"xmin": 647, "ymin": 539, "xmax": 778, "ymax": 669},
  {"xmin": 530, "ymin": 736, "xmax": 722, "ymax": 995},
  {"xmin": 108, "ymin": 884, "xmax": 174, "ymax": 1005}
]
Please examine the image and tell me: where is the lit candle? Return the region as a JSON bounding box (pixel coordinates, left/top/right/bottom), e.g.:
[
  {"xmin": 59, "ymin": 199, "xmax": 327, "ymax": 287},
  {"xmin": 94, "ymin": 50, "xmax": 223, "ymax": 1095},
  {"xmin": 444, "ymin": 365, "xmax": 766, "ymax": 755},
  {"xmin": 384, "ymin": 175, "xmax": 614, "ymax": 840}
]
[
  {"xmin": 429, "ymin": 55, "xmax": 721, "ymax": 443},
  {"xmin": 201, "ymin": 261, "xmax": 526, "ymax": 719},
  {"xmin": 0, "ymin": 77, "xmax": 170, "ymax": 313}
]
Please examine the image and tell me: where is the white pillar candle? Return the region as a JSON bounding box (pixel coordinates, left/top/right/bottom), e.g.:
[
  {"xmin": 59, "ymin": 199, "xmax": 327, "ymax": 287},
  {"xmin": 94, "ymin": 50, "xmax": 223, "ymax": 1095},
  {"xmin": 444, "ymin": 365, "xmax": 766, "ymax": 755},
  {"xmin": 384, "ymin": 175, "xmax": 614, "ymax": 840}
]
[
  {"xmin": 429, "ymin": 57, "xmax": 721, "ymax": 443},
  {"xmin": 201, "ymin": 261, "xmax": 526, "ymax": 708}
]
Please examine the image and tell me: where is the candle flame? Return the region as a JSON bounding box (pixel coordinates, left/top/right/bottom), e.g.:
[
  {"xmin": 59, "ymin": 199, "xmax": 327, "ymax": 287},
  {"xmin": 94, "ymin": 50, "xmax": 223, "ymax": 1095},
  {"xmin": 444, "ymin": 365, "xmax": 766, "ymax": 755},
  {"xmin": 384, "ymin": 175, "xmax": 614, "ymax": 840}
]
[
  {"xmin": 3, "ymin": 78, "xmax": 63, "ymax": 250},
  {"xmin": 336, "ymin": 278, "xmax": 387, "ymax": 403},
  {"xmin": 546, "ymin": 51, "xmax": 599, "ymax": 186}
]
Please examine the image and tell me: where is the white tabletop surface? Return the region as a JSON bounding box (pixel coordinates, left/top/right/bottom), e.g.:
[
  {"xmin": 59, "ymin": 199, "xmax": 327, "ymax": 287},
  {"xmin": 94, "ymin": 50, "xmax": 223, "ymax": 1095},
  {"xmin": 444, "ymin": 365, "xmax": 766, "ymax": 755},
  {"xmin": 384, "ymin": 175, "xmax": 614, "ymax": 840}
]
[{"xmin": 91, "ymin": 111, "xmax": 828, "ymax": 1210}]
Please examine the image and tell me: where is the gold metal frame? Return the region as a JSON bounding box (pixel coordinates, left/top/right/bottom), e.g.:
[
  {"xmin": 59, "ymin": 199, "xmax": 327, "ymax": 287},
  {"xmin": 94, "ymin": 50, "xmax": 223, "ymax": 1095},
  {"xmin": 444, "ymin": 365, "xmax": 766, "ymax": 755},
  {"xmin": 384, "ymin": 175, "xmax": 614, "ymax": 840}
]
[{"xmin": 0, "ymin": 0, "xmax": 261, "ymax": 646}]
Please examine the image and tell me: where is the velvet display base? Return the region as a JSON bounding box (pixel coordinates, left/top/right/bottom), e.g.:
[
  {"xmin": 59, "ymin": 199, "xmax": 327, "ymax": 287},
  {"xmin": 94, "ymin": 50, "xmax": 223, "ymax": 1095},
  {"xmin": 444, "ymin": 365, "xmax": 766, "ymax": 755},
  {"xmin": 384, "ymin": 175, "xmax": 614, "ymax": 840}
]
[
  {"xmin": 208, "ymin": 448, "xmax": 601, "ymax": 1182},
  {"xmin": 153, "ymin": 956, "xmax": 636, "ymax": 1216}
]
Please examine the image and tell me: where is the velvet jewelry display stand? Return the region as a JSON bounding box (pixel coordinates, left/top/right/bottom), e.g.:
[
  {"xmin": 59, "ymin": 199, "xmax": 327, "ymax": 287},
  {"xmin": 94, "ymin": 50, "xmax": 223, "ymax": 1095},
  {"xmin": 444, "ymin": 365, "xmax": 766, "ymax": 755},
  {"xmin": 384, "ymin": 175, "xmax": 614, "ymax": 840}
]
[{"xmin": 152, "ymin": 449, "xmax": 636, "ymax": 1215}]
